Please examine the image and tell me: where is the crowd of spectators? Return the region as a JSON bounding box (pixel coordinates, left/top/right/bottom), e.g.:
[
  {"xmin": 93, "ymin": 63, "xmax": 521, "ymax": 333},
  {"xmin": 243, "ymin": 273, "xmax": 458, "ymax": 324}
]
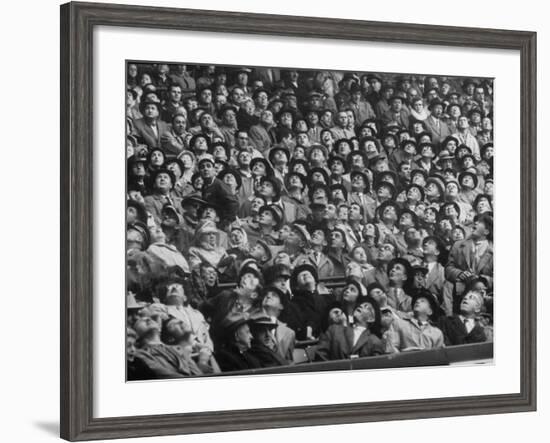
[{"xmin": 125, "ymin": 63, "xmax": 494, "ymax": 379}]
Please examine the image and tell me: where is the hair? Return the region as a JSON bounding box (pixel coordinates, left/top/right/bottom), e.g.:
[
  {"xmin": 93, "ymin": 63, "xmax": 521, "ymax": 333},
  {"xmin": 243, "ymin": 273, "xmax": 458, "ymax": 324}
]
[
  {"xmin": 474, "ymin": 213, "xmax": 494, "ymax": 241},
  {"xmin": 160, "ymin": 318, "xmax": 192, "ymax": 345}
]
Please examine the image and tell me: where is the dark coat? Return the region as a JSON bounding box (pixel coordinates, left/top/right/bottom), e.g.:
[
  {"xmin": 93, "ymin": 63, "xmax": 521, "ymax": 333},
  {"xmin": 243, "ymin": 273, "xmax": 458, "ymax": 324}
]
[
  {"xmin": 316, "ymin": 324, "xmax": 385, "ymax": 361},
  {"xmin": 215, "ymin": 344, "xmax": 263, "ymax": 372},
  {"xmin": 201, "ymin": 177, "xmax": 240, "ymax": 224},
  {"xmin": 290, "ymin": 290, "xmax": 334, "ymax": 340},
  {"xmin": 437, "ymin": 315, "xmax": 487, "ymax": 346},
  {"xmin": 249, "ymin": 341, "xmax": 289, "ymax": 367}
]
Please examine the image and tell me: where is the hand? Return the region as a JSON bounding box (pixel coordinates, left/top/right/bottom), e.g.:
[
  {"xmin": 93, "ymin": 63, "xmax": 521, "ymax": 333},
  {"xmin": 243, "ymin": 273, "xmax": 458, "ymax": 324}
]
[
  {"xmin": 458, "ymin": 271, "xmax": 474, "ymax": 281},
  {"xmin": 198, "ymin": 347, "xmax": 212, "ymax": 364}
]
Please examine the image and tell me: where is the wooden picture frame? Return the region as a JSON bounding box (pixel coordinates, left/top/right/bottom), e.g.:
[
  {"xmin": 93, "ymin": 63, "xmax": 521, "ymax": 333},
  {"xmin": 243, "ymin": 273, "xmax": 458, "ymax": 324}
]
[{"xmin": 60, "ymin": 1, "xmax": 537, "ymax": 440}]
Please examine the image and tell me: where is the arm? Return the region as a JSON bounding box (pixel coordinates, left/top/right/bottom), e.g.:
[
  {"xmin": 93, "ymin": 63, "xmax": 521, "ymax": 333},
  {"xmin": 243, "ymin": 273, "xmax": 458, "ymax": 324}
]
[
  {"xmin": 314, "ymin": 328, "xmax": 333, "ymax": 361},
  {"xmin": 445, "ymin": 242, "xmax": 464, "ymax": 282},
  {"xmin": 217, "ymin": 180, "xmax": 240, "ymax": 221},
  {"xmin": 160, "ymin": 130, "xmax": 186, "ymax": 155}
]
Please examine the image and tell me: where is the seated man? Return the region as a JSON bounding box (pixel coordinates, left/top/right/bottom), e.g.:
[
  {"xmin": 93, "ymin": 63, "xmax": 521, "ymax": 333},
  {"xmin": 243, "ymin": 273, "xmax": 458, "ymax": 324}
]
[
  {"xmin": 261, "ymin": 286, "xmax": 296, "ymax": 363},
  {"xmin": 385, "ymin": 289, "xmax": 445, "ymax": 352},
  {"xmin": 248, "ymin": 312, "xmax": 289, "ymax": 367},
  {"xmin": 289, "ymin": 263, "xmax": 334, "ymax": 340},
  {"xmin": 214, "ymin": 312, "xmax": 262, "ymax": 372},
  {"xmin": 131, "ymin": 316, "xmax": 196, "ymax": 379},
  {"xmin": 437, "ymin": 290, "xmax": 487, "ymax": 345},
  {"xmin": 316, "ymin": 296, "xmax": 386, "ymax": 361},
  {"xmin": 161, "ymin": 274, "xmax": 214, "ymax": 352},
  {"xmin": 160, "ymin": 319, "xmax": 220, "ymax": 375}
]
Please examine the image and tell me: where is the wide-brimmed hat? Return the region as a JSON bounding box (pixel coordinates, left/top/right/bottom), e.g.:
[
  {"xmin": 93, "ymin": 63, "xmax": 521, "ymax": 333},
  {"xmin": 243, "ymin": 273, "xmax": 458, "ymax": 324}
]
[
  {"xmin": 220, "ymin": 311, "xmax": 251, "ymax": 333},
  {"xmin": 218, "ymin": 168, "xmax": 242, "ymax": 190},
  {"xmin": 181, "ymin": 192, "xmax": 208, "ymax": 208},
  {"xmin": 426, "ymin": 175, "xmax": 446, "ymax": 196},
  {"xmin": 258, "ymin": 204, "xmax": 284, "ymax": 230},
  {"xmin": 330, "ymin": 183, "xmax": 349, "ymax": 201},
  {"xmin": 150, "ymin": 168, "xmax": 176, "ymax": 189},
  {"xmin": 195, "ymin": 220, "xmax": 218, "ymax": 237},
  {"xmin": 400, "ymin": 138, "xmax": 417, "ymax": 151},
  {"xmin": 126, "ymin": 199, "xmax": 148, "ymax": 224},
  {"xmin": 259, "ymin": 176, "xmax": 282, "ymax": 201},
  {"xmin": 250, "ymin": 157, "xmax": 274, "ymax": 176},
  {"xmin": 268, "ymin": 146, "xmax": 291, "ymax": 165},
  {"xmin": 428, "ymin": 99, "xmax": 446, "ymax": 111},
  {"xmin": 285, "ymin": 171, "xmax": 307, "ymax": 190},
  {"xmin": 263, "ymin": 264, "xmax": 292, "ymax": 285},
  {"xmin": 405, "ymin": 183, "xmax": 426, "ymax": 201},
  {"xmin": 288, "ymin": 158, "xmax": 310, "ymax": 175},
  {"xmin": 328, "ymin": 154, "xmax": 349, "ymax": 173},
  {"xmin": 197, "ymin": 154, "xmax": 216, "ymax": 169},
  {"xmin": 139, "ymin": 98, "xmax": 161, "ymax": 114},
  {"xmin": 458, "ymin": 171, "xmax": 479, "ymax": 189},
  {"xmin": 350, "ymin": 170, "xmax": 371, "ymax": 191},
  {"xmin": 291, "ymin": 222, "xmax": 312, "ymax": 247},
  {"xmin": 438, "ymin": 149, "xmax": 455, "ymax": 162},
  {"xmin": 374, "ymin": 180, "xmax": 396, "ymax": 198},
  {"xmin": 291, "ymin": 263, "xmax": 319, "ymax": 290},
  {"xmin": 248, "ymin": 311, "xmax": 278, "ymax": 333},
  {"xmin": 376, "ymin": 200, "xmax": 400, "ymax": 219},
  {"xmin": 411, "ymin": 289, "xmax": 440, "ymax": 321},
  {"xmin": 164, "ymin": 157, "xmax": 185, "ymax": 174},
  {"xmin": 308, "ymin": 182, "xmax": 331, "ymax": 202},
  {"xmin": 308, "ymin": 167, "xmax": 330, "ymax": 186},
  {"xmin": 127, "ymin": 221, "xmax": 150, "ymax": 248}
]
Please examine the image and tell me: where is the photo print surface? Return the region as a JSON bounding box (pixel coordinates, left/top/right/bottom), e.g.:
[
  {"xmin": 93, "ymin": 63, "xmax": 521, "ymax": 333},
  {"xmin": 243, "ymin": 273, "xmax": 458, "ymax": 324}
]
[{"xmin": 125, "ymin": 61, "xmax": 494, "ymax": 380}]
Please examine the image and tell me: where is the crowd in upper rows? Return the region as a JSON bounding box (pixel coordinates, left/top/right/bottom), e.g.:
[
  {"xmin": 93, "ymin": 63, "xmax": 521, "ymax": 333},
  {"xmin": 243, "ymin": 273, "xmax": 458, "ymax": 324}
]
[{"xmin": 125, "ymin": 63, "xmax": 494, "ymax": 379}]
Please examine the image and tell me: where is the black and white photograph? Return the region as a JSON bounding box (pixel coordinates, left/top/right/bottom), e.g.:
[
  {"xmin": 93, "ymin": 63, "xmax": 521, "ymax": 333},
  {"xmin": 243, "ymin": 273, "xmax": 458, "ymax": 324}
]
[{"xmin": 125, "ymin": 62, "xmax": 495, "ymax": 379}]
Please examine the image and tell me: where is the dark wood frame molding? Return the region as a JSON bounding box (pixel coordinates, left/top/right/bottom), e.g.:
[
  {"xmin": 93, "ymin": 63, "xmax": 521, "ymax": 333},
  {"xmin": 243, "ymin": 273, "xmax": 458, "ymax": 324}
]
[{"xmin": 60, "ymin": 2, "xmax": 537, "ymax": 440}]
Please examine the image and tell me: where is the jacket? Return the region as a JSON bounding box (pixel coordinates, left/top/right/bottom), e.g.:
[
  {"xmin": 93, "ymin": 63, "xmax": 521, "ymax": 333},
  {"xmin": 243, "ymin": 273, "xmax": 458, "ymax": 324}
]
[
  {"xmin": 132, "ymin": 118, "xmax": 170, "ymax": 149},
  {"xmin": 316, "ymin": 324, "xmax": 385, "ymax": 360},
  {"xmin": 445, "ymin": 239, "xmax": 494, "ymax": 294},
  {"xmin": 437, "ymin": 315, "xmax": 487, "ymax": 346},
  {"xmin": 201, "ymin": 177, "xmax": 240, "ymax": 224}
]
